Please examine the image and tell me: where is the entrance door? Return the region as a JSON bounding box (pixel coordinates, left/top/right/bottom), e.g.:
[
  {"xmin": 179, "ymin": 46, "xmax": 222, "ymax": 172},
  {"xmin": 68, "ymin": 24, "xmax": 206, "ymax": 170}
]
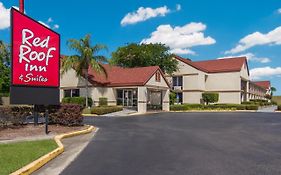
[{"xmin": 124, "ymin": 90, "xmax": 133, "ymax": 107}]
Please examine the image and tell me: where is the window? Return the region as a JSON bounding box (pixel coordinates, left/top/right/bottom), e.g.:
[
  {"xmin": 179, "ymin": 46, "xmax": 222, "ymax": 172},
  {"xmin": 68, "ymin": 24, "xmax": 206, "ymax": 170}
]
[
  {"xmin": 175, "ymin": 92, "xmax": 183, "ymax": 104},
  {"xmin": 172, "ymin": 76, "xmax": 183, "ymax": 87},
  {"xmin": 155, "ymin": 71, "xmax": 161, "ymax": 82},
  {"xmin": 64, "ymin": 89, "xmax": 80, "ymax": 97}
]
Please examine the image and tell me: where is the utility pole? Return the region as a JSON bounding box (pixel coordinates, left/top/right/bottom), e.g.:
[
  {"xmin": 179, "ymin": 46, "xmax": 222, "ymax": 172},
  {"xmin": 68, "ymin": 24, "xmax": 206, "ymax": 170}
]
[{"xmin": 19, "ymin": 0, "xmax": 24, "ymax": 13}]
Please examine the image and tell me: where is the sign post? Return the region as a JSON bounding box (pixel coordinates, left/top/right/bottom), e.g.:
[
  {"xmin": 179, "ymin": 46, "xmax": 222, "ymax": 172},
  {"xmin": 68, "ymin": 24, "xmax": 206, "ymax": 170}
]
[{"xmin": 10, "ymin": 8, "xmax": 60, "ymax": 134}]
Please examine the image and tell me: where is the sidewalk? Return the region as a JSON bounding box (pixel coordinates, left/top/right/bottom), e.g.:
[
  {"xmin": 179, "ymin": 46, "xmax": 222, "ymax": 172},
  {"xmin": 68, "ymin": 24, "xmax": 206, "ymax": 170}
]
[
  {"xmin": 32, "ymin": 131, "xmax": 97, "ymax": 175},
  {"xmin": 101, "ymin": 108, "xmax": 137, "ymax": 117},
  {"xmin": 257, "ymin": 106, "xmax": 278, "ymax": 113}
]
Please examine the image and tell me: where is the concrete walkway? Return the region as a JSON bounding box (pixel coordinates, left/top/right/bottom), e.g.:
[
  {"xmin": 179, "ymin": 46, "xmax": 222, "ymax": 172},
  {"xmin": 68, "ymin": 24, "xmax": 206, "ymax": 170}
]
[
  {"xmin": 101, "ymin": 108, "xmax": 137, "ymax": 117},
  {"xmin": 257, "ymin": 105, "xmax": 278, "ymax": 113},
  {"xmin": 32, "ymin": 131, "xmax": 97, "ymax": 175}
]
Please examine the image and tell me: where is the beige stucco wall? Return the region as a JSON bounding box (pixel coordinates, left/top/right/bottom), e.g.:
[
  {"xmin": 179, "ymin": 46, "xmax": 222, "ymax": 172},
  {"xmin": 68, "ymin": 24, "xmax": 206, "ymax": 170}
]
[
  {"xmin": 138, "ymin": 87, "xmax": 147, "ymax": 113},
  {"xmin": 89, "ymin": 87, "xmax": 116, "ymax": 106},
  {"xmin": 217, "ymin": 92, "xmax": 241, "ymax": 104},
  {"xmin": 146, "ymin": 72, "xmax": 169, "ymax": 88},
  {"xmin": 183, "ymin": 92, "xmax": 202, "ymax": 104},
  {"xmin": 162, "ymin": 89, "xmax": 170, "ymax": 111},
  {"xmin": 205, "ymin": 72, "xmax": 241, "ymax": 91},
  {"xmin": 60, "ymin": 68, "xmax": 91, "ymax": 88}
]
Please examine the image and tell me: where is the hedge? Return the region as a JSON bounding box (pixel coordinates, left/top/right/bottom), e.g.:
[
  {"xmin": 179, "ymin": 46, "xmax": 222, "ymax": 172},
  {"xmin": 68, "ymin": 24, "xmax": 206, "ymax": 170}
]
[
  {"xmin": 170, "ymin": 104, "xmax": 258, "ymax": 111},
  {"xmin": 0, "ymin": 106, "xmax": 33, "ymax": 127},
  {"xmin": 62, "ymin": 97, "xmax": 93, "ymax": 107},
  {"xmin": 91, "ymin": 106, "xmax": 123, "ymax": 115},
  {"xmin": 0, "ymin": 104, "xmax": 83, "ymax": 127},
  {"xmin": 49, "ymin": 104, "xmax": 83, "ymax": 126},
  {"xmin": 99, "ymin": 97, "xmax": 108, "ymax": 106}
]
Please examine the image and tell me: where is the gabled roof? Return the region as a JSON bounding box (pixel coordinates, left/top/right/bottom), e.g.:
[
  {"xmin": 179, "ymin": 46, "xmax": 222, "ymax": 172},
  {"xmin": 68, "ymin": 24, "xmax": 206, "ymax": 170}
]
[
  {"xmin": 87, "ymin": 64, "xmax": 169, "ymax": 87},
  {"xmin": 174, "ymin": 55, "xmax": 248, "ymax": 74},
  {"xmin": 253, "ymin": 81, "xmax": 271, "ymax": 90}
]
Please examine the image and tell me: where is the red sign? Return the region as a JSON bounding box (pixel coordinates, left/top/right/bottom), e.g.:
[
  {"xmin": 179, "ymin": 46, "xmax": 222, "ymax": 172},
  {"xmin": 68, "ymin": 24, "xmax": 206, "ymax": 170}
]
[{"xmin": 12, "ymin": 8, "xmax": 60, "ymax": 87}]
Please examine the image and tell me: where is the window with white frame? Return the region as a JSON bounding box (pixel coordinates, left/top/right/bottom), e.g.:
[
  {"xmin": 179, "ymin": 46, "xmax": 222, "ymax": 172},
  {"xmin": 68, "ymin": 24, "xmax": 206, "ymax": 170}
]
[
  {"xmin": 64, "ymin": 89, "xmax": 80, "ymax": 97},
  {"xmin": 172, "ymin": 76, "xmax": 183, "ymax": 88}
]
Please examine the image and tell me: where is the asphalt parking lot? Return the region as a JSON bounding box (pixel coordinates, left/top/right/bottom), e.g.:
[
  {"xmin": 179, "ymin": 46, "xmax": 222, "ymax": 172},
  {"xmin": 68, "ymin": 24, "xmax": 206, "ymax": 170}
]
[{"xmin": 61, "ymin": 112, "xmax": 281, "ymax": 175}]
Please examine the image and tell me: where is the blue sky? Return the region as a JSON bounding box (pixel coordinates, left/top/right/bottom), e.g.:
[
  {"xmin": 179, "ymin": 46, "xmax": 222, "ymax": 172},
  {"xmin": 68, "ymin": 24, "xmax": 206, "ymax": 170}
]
[{"xmin": 0, "ymin": 0, "xmax": 281, "ymax": 95}]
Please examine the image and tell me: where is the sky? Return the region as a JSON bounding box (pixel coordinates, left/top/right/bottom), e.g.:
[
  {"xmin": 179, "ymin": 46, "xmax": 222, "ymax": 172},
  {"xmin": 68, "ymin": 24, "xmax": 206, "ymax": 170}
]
[{"xmin": 0, "ymin": 0, "xmax": 281, "ymax": 95}]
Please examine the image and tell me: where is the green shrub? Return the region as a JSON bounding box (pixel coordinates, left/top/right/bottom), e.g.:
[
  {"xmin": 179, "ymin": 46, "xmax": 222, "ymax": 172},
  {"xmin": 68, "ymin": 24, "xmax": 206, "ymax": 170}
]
[
  {"xmin": 147, "ymin": 104, "xmax": 162, "ymax": 110},
  {"xmin": 202, "ymin": 92, "xmax": 219, "ymax": 104},
  {"xmin": 91, "ymin": 106, "xmax": 123, "ymax": 115},
  {"xmin": 169, "ymin": 92, "xmax": 176, "ymax": 105},
  {"xmin": 241, "ymin": 101, "xmax": 255, "ymax": 105},
  {"xmin": 99, "ymin": 97, "xmax": 108, "ymax": 106},
  {"xmin": 245, "ymin": 105, "xmax": 259, "ymax": 110},
  {"xmin": 170, "ymin": 104, "xmax": 189, "ymax": 111},
  {"xmin": 82, "ymin": 108, "xmax": 91, "ymax": 114},
  {"xmin": 277, "ymin": 105, "xmax": 281, "ymax": 111},
  {"xmin": 62, "ymin": 97, "xmax": 93, "ymax": 107},
  {"xmin": 184, "ymin": 104, "xmax": 203, "ymax": 109}
]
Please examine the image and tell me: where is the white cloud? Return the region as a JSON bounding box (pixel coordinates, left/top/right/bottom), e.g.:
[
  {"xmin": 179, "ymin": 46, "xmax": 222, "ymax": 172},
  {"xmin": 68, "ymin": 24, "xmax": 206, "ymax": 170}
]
[
  {"xmin": 141, "ymin": 22, "xmax": 216, "ymax": 55},
  {"xmin": 250, "ymin": 66, "xmax": 281, "ymax": 80},
  {"xmin": 225, "ymin": 26, "xmax": 281, "ymax": 54},
  {"xmin": 53, "ymin": 24, "xmax": 59, "ymax": 29},
  {"xmin": 170, "ymin": 48, "xmax": 195, "ymax": 55},
  {"xmin": 121, "ymin": 6, "xmax": 170, "ymax": 26},
  {"xmin": 38, "ymin": 21, "xmax": 50, "ymax": 28},
  {"xmin": 176, "ymin": 4, "xmax": 181, "ymax": 11},
  {"xmin": 278, "ymin": 8, "xmax": 281, "ymax": 14},
  {"xmin": 0, "ymin": 2, "xmax": 11, "ymax": 30},
  {"xmin": 219, "ymin": 53, "xmax": 271, "ymax": 63},
  {"xmin": 47, "ymin": 17, "xmax": 53, "ymax": 23}
]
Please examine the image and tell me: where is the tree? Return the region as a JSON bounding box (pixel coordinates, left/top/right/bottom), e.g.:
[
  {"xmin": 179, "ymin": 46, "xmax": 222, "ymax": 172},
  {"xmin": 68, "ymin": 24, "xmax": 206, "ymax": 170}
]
[
  {"xmin": 271, "ymin": 87, "xmax": 276, "ymax": 96},
  {"xmin": 202, "ymin": 92, "xmax": 219, "ymax": 105},
  {"xmin": 0, "ymin": 41, "xmax": 10, "ymax": 93},
  {"xmin": 61, "ymin": 34, "xmax": 108, "ymax": 108},
  {"xmin": 110, "ymin": 43, "xmax": 178, "ymax": 75}
]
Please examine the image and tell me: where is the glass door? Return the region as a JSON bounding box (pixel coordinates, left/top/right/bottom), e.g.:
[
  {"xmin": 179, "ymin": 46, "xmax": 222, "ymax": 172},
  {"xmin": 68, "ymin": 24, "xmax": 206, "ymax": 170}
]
[{"xmin": 124, "ymin": 90, "xmax": 133, "ymax": 107}]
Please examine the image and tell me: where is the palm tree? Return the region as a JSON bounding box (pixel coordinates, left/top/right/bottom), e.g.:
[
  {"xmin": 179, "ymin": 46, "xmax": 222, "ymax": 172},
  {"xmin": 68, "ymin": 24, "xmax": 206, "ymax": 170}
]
[
  {"xmin": 61, "ymin": 34, "xmax": 108, "ymax": 108},
  {"xmin": 271, "ymin": 87, "xmax": 276, "ymax": 96}
]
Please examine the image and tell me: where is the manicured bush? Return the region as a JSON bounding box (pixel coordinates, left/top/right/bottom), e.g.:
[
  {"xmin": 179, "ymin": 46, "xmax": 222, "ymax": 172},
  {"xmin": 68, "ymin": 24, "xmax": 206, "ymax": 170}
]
[
  {"xmin": 49, "ymin": 104, "xmax": 83, "ymax": 126},
  {"xmin": 184, "ymin": 104, "xmax": 204, "ymax": 109},
  {"xmin": 91, "ymin": 106, "xmax": 123, "ymax": 115},
  {"xmin": 170, "ymin": 104, "xmax": 189, "ymax": 111},
  {"xmin": 245, "ymin": 105, "xmax": 259, "ymax": 110},
  {"xmin": 202, "ymin": 92, "xmax": 219, "ymax": 104},
  {"xmin": 241, "ymin": 101, "xmax": 255, "ymax": 105},
  {"xmin": 169, "ymin": 92, "xmax": 176, "ymax": 105},
  {"xmin": 98, "ymin": 97, "xmax": 108, "ymax": 106},
  {"xmin": 0, "ymin": 106, "xmax": 33, "ymax": 127},
  {"xmin": 62, "ymin": 97, "xmax": 93, "ymax": 107},
  {"xmin": 82, "ymin": 108, "xmax": 91, "ymax": 114},
  {"xmin": 147, "ymin": 104, "xmax": 162, "ymax": 110}
]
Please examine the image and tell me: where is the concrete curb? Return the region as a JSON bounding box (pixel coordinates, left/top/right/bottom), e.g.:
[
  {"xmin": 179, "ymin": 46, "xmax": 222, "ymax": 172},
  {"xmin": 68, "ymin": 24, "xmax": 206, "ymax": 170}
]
[{"xmin": 10, "ymin": 125, "xmax": 97, "ymax": 175}]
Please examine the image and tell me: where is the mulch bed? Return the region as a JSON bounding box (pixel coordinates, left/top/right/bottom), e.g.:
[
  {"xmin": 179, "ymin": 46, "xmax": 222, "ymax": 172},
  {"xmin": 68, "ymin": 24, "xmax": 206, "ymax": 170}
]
[{"xmin": 0, "ymin": 124, "xmax": 86, "ymax": 141}]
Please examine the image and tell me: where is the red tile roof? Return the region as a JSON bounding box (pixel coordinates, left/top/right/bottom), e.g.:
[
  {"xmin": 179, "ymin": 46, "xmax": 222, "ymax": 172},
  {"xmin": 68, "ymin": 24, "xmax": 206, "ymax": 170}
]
[
  {"xmin": 174, "ymin": 55, "xmax": 248, "ymax": 74},
  {"xmin": 253, "ymin": 81, "xmax": 271, "ymax": 90},
  {"xmin": 87, "ymin": 64, "xmax": 168, "ymax": 87}
]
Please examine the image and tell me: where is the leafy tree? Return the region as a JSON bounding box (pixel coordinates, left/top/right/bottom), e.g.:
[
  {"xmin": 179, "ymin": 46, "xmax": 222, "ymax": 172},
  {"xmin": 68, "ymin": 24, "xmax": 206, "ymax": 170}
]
[
  {"xmin": 271, "ymin": 87, "xmax": 276, "ymax": 96},
  {"xmin": 202, "ymin": 92, "xmax": 219, "ymax": 105},
  {"xmin": 169, "ymin": 92, "xmax": 176, "ymax": 105},
  {"xmin": 61, "ymin": 34, "xmax": 108, "ymax": 108},
  {"xmin": 110, "ymin": 43, "xmax": 178, "ymax": 75},
  {"xmin": 0, "ymin": 41, "xmax": 10, "ymax": 93}
]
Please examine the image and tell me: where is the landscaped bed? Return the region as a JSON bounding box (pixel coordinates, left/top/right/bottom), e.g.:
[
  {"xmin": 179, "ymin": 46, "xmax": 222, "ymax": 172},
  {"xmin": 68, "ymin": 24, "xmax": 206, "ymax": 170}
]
[
  {"xmin": 170, "ymin": 104, "xmax": 259, "ymax": 111},
  {"xmin": 0, "ymin": 124, "xmax": 86, "ymax": 141},
  {"xmin": 0, "ymin": 139, "xmax": 57, "ymax": 175}
]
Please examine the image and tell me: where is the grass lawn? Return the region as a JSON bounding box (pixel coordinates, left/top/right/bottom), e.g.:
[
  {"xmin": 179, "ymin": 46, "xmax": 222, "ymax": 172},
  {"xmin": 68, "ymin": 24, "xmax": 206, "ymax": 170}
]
[
  {"xmin": 272, "ymin": 96, "xmax": 281, "ymax": 105},
  {"xmin": 0, "ymin": 139, "xmax": 57, "ymax": 175}
]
